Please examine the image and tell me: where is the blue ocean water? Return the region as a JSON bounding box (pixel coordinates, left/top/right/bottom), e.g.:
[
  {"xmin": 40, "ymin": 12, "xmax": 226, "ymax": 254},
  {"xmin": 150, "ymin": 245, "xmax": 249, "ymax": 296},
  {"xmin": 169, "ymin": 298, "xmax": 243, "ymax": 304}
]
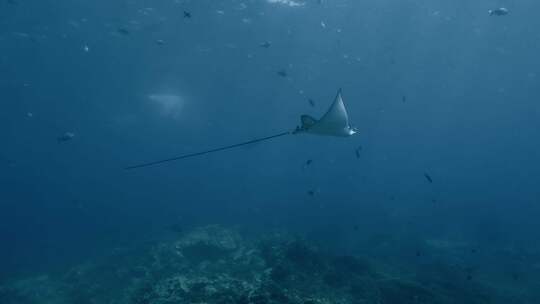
[{"xmin": 1, "ymin": 0, "xmax": 540, "ymax": 301}]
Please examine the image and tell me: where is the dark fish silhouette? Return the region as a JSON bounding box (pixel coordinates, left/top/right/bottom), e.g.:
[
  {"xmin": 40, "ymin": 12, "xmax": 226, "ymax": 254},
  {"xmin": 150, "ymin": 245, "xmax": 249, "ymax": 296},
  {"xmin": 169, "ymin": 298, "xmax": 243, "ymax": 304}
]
[
  {"xmin": 167, "ymin": 223, "xmax": 183, "ymax": 234},
  {"xmin": 489, "ymin": 8, "xmax": 509, "ymax": 16},
  {"xmin": 184, "ymin": 11, "xmax": 192, "ymax": 18},
  {"xmin": 308, "ymin": 99, "xmax": 315, "ymax": 107},
  {"xmin": 305, "ymin": 159, "xmax": 313, "ymax": 166},
  {"xmin": 424, "ymin": 173, "xmax": 433, "ymax": 183},
  {"xmin": 402, "ymin": 95, "xmax": 406, "ymax": 103},
  {"xmin": 259, "ymin": 41, "xmax": 271, "ymax": 48},
  {"xmin": 117, "ymin": 27, "xmax": 130, "ymax": 35},
  {"xmin": 307, "ymin": 190, "xmax": 315, "ymax": 196},
  {"xmin": 355, "ymin": 146, "xmax": 363, "ymax": 158},
  {"xmin": 277, "ymin": 69, "xmax": 288, "ymax": 77},
  {"xmin": 57, "ymin": 132, "xmax": 75, "ymax": 143}
]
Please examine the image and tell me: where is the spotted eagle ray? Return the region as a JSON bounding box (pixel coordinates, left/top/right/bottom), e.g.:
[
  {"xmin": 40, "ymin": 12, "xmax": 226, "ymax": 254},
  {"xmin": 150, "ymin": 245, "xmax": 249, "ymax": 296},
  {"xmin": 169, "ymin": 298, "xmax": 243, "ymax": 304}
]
[{"xmin": 125, "ymin": 89, "xmax": 356, "ymax": 170}]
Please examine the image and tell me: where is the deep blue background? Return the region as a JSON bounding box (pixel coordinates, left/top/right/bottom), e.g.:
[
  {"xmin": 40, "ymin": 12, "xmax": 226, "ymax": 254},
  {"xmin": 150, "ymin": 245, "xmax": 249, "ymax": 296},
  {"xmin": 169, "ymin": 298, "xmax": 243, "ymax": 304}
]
[{"xmin": 1, "ymin": 0, "xmax": 539, "ymax": 281}]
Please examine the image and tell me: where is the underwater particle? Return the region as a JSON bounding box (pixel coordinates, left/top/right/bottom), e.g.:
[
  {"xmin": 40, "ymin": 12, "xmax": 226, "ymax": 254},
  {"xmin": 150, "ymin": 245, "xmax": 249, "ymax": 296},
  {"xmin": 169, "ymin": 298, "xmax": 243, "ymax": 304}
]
[
  {"xmin": 424, "ymin": 173, "xmax": 433, "ymax": 183},
  {"xmin": 26, "ymin": 112, "xmax": 33, "ymax": 118},
  {"xmin": 353, "ymin": 225, "xmax": 359, "ymax": 231},
  {"xmin": 277, "ymin": 69, "xmax": 288, "ymax": 77},
  {"xmin": 7, "ymin": 0, "xmax": 18, "ymax": 5},
  {"xmin": 57, "ymin": 132, "xmax": 75, "ymax": 143},
  {"xmin": 83, "ymin": 45, "xmax": 89, "ymax": 52},
  {"xmin": 155, "ymin": 39, "xmax": 165, "ymax": 45},
  {"xmin": 117, "ymin": 27, "xmax": 130, "ymax": 35},
  {"xmin": 308, "ymin": 99, "xmax": 315, "ymax": 107},
  {"xmin": 184, "ymin": 11, "xmax": 192, "ymax": 18},
  {"xmin": 488, "ymin": 8, "xmax": 509, "ymax": 16},
  {"xmin": 320, "ymin": 21, "xmax": 326, "ymax": 28},
  {"xmin": 470, "ymin": 248, "xmax": 477, "ymax": 254},
  {"xmin": 259, "ymin": 41, "xmax": 271, "ymax": 48},
  {"xmin": 466, "ymin": 274, "xmax": 473, "ymax": 281},
  {"xmin": 415, "ymin": 250, "xmax": 421, "ymax": 257}
]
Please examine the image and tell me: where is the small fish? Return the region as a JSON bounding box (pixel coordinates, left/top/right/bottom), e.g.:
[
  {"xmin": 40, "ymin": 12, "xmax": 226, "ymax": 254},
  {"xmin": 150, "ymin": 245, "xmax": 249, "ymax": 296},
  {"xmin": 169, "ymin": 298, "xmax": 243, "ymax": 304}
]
[
  {"xmin": 83, "ymin": 45, "xmax": 90, "ymax": 52},
  {"xmin": 402, "ymin": 95, "xmax": 406, "ymax": 103},
  {"xmin": 488, "ymin": 8, "xmax": 509, "ymax": 16},
  {"xmin": 415, "ymin": 250, "xmax": 421, "ymax": 257},
  {"xmin": 307, "ymin": 190, "xmax": 315, "ymax": 196},
  {"xmin": 57, "ymin": 132, "xmax": 75, "ymax": 143},
  {"xmin": 155, "ymin": 39, "xmax": 165, "ymax": 45},
  {"xmin": 26, "ymin": 112, "xmax": 33, "ymax": 118},
  {"xmin": 466, "ymin": 274, "xmax": 473, "ymax": 281},
  {"xmin": 259, "ymin": 41, "xmax": 271, "ymax": 48},
  {"xmin": 355, "ymin": 146, "xmax": 362, "ymax": 158},
  {"xmin": 424, "ymin": 173, "xmax": 433, "ymax": 183},
  {"xmin": 184, "ymin": 11, "xmax": 192, "ymax": 18},
  {"xmin": 277, "ymin": 69, "xmax": 288, "ymax": 77},
  {"xmin": 7, "ymin": 0, "xmax": 18, "ymax": 5},
  {"xmin": 353, "ymin": 225, "xmax": 359, "ymax": 231},
  {"xmin": 308, "ymin": 99, "xmax": 315, "ymax": 107},
  {"xmin": 117, "ymin": 27, "xmax": 130, "ymax": 35},
  {"xmin": 302, "ymin": 159, "xmax": 313, "ymax": 169}
]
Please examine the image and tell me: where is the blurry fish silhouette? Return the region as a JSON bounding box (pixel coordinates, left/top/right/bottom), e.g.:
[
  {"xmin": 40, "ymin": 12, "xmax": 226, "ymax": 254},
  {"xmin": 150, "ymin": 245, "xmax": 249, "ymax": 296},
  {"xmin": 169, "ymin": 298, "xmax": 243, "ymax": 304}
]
[
  {"xmin": 277, "ymin": 69, "xmax": 288, "ymax": 77},
  {"xmin": 402, "ymin": 95, "xmax": 406, "ymax": 103},
  {"xmin": 57, "ymin": 132, "xmax": 75, "ymax": 143},
  {"xmin": 302, "ymin": 159, "xmax": 313, "ymax": 169},
  {"xmin": 167, "ymin": 223, "xmax": 183, "ymax": 234},
  {"xmin": 308, "ymin": 99, "xmax": 315, "ymax": 107},
  {"xmin": 489, "ymin": 8, "xmax": 509, "ymax": 16},
  {"xmin": 184, "ymin": 11, "xmax": 192, "ymax": 18},
  {"xmin": 117, "ymin": 27, "xmax": 130, "ymax": 35},
  {"xmin": 355, "ymin": 145, "xmax": 362, "ymax": 158},
  {"xmin": 125, "ymin": 89, "xmax": 356, "ymax": 169},
  {"xmin": 260, "ymin": 41, "xmax": 271, "ymax": 48},
  {"xmin": 424, "ymin": 173, "xmax": 433, "ymax": 183}
]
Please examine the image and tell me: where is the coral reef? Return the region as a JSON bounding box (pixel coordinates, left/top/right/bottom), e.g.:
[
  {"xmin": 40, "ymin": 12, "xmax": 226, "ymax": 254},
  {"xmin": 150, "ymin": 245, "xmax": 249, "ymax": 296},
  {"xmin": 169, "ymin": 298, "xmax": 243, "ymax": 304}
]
[{"xmin": 0, "ymin": 226, "xmax": 519, "ymax": 304}]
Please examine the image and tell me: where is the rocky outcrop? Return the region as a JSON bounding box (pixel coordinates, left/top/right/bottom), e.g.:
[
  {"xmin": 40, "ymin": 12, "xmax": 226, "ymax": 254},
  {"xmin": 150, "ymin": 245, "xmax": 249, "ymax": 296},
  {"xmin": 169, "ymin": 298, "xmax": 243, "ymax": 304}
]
[{"xmin": 0, "ymin": 225, "xmax": 501, "ymax": 304}]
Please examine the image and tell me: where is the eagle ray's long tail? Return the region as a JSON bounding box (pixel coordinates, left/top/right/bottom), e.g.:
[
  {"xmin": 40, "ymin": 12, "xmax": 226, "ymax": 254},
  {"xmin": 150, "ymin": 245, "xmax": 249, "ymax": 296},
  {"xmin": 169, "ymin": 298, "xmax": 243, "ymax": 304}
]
[{"xmin": 125, "ymin": 131, "xmax": 292, "ymax": 170}]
